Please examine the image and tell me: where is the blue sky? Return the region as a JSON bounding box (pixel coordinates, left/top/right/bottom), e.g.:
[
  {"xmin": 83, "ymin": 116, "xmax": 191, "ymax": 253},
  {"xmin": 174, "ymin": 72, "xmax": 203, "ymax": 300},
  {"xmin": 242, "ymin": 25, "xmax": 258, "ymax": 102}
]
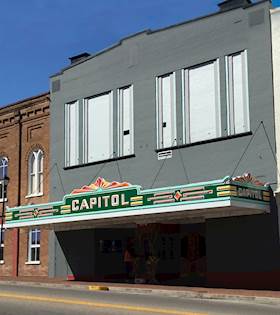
[{"xmin": 0, "ymin": 0, "xmax": 278, "ymax": 106}]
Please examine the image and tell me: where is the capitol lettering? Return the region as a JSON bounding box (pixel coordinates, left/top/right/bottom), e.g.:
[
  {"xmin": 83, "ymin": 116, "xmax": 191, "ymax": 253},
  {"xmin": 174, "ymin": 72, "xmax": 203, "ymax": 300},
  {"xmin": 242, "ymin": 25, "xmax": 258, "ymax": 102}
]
[
  {"xmin": 237, "ymin": 188, "xmax": 262, "ymax": 200},
  {"xmin": 71, "ymin": 193, "xmax": 130, "ymax": 211}
]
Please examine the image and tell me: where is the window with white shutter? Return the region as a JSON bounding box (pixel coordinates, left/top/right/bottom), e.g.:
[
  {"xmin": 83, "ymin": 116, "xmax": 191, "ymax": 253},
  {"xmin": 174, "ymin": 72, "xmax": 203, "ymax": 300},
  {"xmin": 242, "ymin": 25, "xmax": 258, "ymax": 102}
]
[
  {"xmin": 156, "ymin": 73, "xmax": 177, "ymax": 149},
  {"xmin": 117, "ymin": 86, "xmax": 134, "ymax": 156},
  {"xmin": 182, "ymin": 60, "xmax": 221, "ymax": 143},
  {"xmin": 84, "ymin": 92, "xmax": 113, "ymax": 163},
  {"xmin": 226, "ymin": 51, "xmax": 250, "ymax": 135},
  {"xmin": 65, "ymin": 101, "xmax": 79, "ymax": 167}
]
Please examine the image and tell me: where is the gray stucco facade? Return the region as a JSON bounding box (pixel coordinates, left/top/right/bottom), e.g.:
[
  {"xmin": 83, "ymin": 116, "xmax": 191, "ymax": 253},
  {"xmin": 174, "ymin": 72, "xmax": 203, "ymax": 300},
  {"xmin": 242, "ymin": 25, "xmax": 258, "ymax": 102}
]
[{"xmin": 49, "ymin": 0, "xmax": 280, "ymax": 288}]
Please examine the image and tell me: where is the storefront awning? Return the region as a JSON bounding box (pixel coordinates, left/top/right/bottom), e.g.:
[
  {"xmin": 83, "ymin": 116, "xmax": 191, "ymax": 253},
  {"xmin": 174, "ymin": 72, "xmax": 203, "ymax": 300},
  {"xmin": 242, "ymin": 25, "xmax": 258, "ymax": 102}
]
[{"xmin": 4, "ymin": 175, "xmax": 271, "ymax": 230}]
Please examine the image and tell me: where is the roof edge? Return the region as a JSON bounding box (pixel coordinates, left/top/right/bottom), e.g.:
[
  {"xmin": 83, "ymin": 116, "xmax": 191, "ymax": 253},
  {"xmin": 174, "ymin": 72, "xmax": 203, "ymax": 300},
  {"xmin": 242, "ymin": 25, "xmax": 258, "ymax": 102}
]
[
  {"xmin": 50, "ymin": 30, "xmax": 150, "ymax": 79},
  {"xmin": 0, "ymin": 91, "xmax": 50, "ymax": 113}
]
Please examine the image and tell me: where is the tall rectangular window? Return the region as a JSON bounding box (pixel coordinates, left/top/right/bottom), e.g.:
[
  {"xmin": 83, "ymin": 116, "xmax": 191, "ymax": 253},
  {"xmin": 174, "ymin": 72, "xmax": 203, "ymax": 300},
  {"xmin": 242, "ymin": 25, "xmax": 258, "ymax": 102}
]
[
  {"xmin": 0, "ymin": 230, "xmax": 4, "ymax": 263},
  {"xmin": 117, "ymin": 86, "xmax": 134, "ymax": 156},
  {"xmin": 0, "ymin": 157, "xmax": 8, "ymax": 201},
  {"xmin": 226, "ymin": 51, "xmax": 250, "ymax": 135},
  {"xmin": 183, "ymin": 60, "xmax": 221, "ymax": 143},
  {"xmin": 84, "ymin": 92, "xmax": 113, "ymax": 163},
  {"xmin": 0, "ymin": 182, "xmax": 7, "ymax": 201},
  {"xmin": 28, "ymin": 229, "xmax": 40, "ymax": 263},
  {"xmin": 156, "ymin": 72, "xmax": 177, "ymax": 149},
  {"xmin": 65, "ymin": 101, "xmax": 79, "ymax": 167}
]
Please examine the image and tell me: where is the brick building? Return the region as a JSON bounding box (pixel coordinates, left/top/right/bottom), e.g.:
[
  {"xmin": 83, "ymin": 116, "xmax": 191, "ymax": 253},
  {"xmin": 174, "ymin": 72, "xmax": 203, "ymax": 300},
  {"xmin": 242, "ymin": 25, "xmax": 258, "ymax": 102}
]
[{"xmin": 0, "ymin": 92, "xmax": 50, "ymax": 278}]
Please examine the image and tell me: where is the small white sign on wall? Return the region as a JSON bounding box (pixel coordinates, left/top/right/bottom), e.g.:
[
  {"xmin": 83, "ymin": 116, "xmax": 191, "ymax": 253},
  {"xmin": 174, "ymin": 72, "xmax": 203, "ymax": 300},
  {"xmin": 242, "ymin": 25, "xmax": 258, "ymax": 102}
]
[{"xmin": 157, "ymin": 150, "xmax": 173, "ymax": 160}]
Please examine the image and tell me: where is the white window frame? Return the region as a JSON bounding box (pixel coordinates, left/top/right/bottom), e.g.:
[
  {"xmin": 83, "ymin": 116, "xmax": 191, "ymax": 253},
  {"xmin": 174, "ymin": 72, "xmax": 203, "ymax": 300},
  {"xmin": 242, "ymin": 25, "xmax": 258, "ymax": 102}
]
[
  {"xmin": 65, "ymin": 101, "xmax": 79, "ymax": 167},
  {"xmin": 0, "ymin": 230, "xmax": 4, "ymax": 264},
  {"xmin": 0, "ymin": 157, "xmax": 8, "ymax": 202},
  {"xmin": 83, "ymin": 91, "xmax": 114, "ymax": 163},
  {"xmin": 156, "ymin": 72, "xmax": 177, "ymax": 149},
  {"xmin": 182, "ymin": 60, "xmax": 221, "ymax": 144},
  {"xmin": 27, "ymin": 228, "xmax": 40, "ymax": 264},
  {"xmin": 0, "ymin": 181, "xmax": 7, "ymax": 203},
  {"xmin": 117, "ymin": 85, "xmax": 134, "ymax": 156},
  {"xmin": 0, "ymin": 157, "xmax": 8, "ymax": 180},
  {"xmin": 226, "ymin": 50, "xmax": 250, "ymax": 135},
  {"xmin": 27, "ymin": 149, "xmax": 43, "ymax": 198}
]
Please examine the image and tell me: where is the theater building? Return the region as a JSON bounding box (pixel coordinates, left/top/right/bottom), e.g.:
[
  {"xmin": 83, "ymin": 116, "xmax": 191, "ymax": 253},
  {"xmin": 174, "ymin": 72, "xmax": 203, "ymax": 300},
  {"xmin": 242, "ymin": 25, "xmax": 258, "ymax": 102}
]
[
  {"xmin": 0, "ymin": 92, "xmax": 50, "ymax": 278},
  {"xmin": 5, "ymin": 0, "xmax": 280, "ymax": 289}
]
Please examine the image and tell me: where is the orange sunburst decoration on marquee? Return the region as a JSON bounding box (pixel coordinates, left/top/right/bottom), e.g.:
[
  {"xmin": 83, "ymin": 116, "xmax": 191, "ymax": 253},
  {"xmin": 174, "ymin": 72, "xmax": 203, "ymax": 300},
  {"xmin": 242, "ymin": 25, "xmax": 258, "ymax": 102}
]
[
  {"xmin": 231, "ymin": 173, "xmax": 266, "ymax": 187},
  {"xmin": 71, "ymin": 177, "xmax": 131, "ymax": 194}
]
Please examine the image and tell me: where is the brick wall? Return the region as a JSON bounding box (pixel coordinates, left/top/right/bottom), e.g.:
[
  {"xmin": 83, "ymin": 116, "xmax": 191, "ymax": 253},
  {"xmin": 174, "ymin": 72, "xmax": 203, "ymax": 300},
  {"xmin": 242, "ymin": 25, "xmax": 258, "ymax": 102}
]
[{"xmin": 0, "ymin": 92, "xmax": 50, "ymax": 277}]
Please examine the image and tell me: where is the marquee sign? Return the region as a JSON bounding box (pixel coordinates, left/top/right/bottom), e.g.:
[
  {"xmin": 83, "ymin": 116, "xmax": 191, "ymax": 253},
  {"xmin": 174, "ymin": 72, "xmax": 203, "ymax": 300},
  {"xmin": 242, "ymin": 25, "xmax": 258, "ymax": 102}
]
[{"xmin": 4, "ymin": 175, "xmax": 271, "ymax": 228}]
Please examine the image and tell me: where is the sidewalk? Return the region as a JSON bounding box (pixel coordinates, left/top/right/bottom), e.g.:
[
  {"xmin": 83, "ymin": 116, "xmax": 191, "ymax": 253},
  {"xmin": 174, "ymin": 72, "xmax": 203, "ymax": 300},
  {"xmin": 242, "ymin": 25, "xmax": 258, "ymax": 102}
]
[{"xmin": 0, "ymin": 277, "xmax": 280, "ymax": 305}]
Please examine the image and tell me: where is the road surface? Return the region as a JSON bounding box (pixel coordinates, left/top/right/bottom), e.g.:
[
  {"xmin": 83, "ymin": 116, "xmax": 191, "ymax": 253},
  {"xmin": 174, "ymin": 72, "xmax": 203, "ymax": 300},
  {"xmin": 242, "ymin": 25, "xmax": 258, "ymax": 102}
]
[{"xmin": 0, "ymin": 283, "xmax": 279, "ymax": 314}]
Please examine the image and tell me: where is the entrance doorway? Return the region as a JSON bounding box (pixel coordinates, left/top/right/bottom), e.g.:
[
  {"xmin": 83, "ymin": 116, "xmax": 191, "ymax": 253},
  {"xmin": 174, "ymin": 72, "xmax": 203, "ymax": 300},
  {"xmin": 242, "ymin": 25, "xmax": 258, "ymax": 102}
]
[
  {"xmin": 180, "ymin": 227, "xmax": 207, "ymax": 286},
  {"xmin": 55, "ymin": 223, "xmax": 207, "ymax": 286},
  {"xmin": 93, "ymin": 223, "xmax": 206, "ymax": 285}
]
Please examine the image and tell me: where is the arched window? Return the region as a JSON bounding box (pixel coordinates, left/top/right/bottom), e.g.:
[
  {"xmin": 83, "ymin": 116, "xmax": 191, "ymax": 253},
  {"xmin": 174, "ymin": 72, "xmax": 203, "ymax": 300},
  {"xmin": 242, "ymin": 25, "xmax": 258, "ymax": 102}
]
[
  {"xmin": 0, "ymin": 157, "xmax": 8, "ymax": 201},
  {"xmin": 0, "ymin": 157, "xmax": 8, "ymax": 180},
  {"xmin": 28, "ymin": 150, "xmax": 43, "ymax": 195}
]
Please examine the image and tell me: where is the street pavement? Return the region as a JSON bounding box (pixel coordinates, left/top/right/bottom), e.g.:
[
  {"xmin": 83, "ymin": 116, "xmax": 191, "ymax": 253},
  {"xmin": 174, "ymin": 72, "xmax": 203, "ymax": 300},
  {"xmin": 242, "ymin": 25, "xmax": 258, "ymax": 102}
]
[{"xmin": 0, "ymin": 283, "xmax": 279, "ymax": 314}]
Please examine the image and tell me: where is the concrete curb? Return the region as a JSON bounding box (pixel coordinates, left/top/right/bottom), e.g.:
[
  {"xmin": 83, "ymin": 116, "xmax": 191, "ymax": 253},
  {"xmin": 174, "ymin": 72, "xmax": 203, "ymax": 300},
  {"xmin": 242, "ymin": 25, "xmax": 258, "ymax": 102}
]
[
  {"xmin": 108, "ymin": 287, "xmax": 280, "ymax": 305},
  {"xmin": 0, "ymin": 280, "xmax": 280, "ymax": 306}
]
